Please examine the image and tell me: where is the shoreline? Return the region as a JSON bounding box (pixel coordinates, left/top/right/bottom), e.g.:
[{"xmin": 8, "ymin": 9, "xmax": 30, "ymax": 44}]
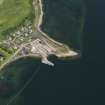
[{"xmin": 0, "ymin": 0, "xmax": 79, "ymax": 70}]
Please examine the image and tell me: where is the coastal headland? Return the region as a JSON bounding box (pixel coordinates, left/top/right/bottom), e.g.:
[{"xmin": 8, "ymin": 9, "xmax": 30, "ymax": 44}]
[{"xmin": 0, "ymin": 0, "xmax": 79, "ymax": 70}]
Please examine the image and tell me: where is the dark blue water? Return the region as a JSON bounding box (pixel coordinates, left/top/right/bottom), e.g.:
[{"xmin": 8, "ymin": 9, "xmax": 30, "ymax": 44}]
[
  {"xmin": 0, "ymin": 0, "xmax": 105, "ymax": 105},
  {"xmin": 22, "ymin": 0, "xmax": 105, "ymax": 105}
]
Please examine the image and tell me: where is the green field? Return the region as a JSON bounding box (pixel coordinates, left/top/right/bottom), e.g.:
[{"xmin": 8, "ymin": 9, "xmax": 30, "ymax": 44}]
[
  {"xmin": 0, "ymin": 0, "xmax": 34, "ymax": 65},
  {"xmin": 0, "ymin": 0, "xmax": 33, "ymax": 39}
]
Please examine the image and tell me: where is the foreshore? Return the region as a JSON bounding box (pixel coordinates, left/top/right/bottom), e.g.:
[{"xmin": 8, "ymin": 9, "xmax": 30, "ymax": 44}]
[
  {"xmin": 0, "ymin": 0, "xmax": 79, "ymax": 71},
  {"xmin": 34, "ymin": 0, "xmax": 78, "ymax": 58}
]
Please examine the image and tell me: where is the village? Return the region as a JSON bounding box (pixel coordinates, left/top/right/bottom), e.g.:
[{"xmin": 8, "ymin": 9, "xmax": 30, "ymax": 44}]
[{"xmin": 0, "ymin": 18, "xmax": 57, "ymax": 66}]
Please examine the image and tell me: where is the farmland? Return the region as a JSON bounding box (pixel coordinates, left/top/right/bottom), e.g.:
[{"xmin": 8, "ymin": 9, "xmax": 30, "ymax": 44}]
[{"xmin": 0, "ymin": 0, "xmax": 33, "ymax": 40}]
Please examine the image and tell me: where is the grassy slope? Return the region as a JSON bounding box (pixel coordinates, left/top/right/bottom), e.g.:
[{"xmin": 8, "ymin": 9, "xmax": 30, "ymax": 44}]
[
  {"xmin": 0, "ymin": 0, "xmax": 32, "ymax": 40},
  {"xmin": 41, "ymin": 0, "xmax": 85, "ymax": 50}
]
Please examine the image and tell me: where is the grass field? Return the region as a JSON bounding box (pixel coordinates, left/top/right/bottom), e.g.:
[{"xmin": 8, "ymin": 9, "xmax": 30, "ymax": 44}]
[
  {"xmin": 0, "ymin": 0, "xmax": 34, "ymax": 66},
  {"xmin": 0, "ymin": 0, "xmax": 4, "ymax": 5},
  {"xmin": 0, "ymin": 0, "xmax": 33, "ymax": 40}
]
